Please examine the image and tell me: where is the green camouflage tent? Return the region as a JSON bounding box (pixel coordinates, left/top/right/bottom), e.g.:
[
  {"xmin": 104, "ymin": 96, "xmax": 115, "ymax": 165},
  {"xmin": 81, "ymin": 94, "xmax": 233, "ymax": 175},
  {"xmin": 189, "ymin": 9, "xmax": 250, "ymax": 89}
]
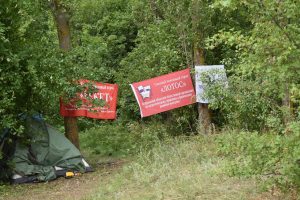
[{"xmin": 0, "ymin": 115, "xmax": 92, "ymax": 184}]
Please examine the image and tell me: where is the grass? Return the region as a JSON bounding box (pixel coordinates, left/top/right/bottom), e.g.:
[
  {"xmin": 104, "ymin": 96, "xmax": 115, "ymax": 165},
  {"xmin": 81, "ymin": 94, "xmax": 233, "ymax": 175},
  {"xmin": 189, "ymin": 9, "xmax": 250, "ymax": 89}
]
[
  {"xmin": 1, "ymin": 133, "xmax": 297, "ymax": 200},
  {"xmin": 87, "ymin": 136, "xmax": 262, "ymax": 200}
]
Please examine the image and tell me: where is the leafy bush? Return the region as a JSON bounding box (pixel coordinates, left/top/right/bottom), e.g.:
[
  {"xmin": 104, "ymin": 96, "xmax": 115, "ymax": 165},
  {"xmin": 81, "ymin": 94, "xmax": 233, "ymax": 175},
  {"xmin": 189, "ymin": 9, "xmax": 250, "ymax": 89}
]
[
  {"xmin": 203, "ymin": 75, "xmax": 283, "ymax": 131},
  {"xmin": 80, "ymin": 121, "xmax": 168, "ymax": 157},
  {"xmin": 216, "ymin": 123, "xmax": 300, "ymax": 190}
]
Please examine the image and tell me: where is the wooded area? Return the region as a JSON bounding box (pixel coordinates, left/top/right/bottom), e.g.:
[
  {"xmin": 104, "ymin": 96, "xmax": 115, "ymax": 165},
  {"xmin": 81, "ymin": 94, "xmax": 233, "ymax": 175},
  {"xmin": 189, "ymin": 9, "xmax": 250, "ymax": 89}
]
[{"xmin": 1, "ymin": 0, "xmax": 300, "ymax": 198}]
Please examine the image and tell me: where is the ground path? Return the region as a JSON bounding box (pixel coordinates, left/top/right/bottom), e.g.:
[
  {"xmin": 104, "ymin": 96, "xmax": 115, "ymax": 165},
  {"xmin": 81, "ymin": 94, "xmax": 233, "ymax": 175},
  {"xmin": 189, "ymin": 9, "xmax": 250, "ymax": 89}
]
[{"xmin": 1, "ymin": 160, "xmax": 125, "ymax": 200}]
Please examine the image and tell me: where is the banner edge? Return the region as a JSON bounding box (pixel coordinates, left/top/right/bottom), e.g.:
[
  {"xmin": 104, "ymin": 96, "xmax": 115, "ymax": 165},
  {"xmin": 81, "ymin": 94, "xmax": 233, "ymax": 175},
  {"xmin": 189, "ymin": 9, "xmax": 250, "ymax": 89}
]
[{"xmin": 130, "ymin": 84, "xmax": 144, "ymax": 118}]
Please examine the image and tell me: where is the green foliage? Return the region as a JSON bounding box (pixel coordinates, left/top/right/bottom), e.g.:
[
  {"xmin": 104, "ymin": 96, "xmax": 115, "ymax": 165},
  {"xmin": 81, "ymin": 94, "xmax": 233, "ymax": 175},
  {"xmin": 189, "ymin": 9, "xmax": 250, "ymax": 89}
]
[
  {"xmin": 88, "ymin": 136, "xmax": 263, "ymax": 200},
  {"xmin": 0, "ymin": 184, "xmax": 10, "ymax": 197},
  {"xmin": 203, "ymin": 75, "xmax": 282, "ymax": 131},
  {"xmin": 206, "ymin": 0, "xmax": 300, "ymax": 129},
  {"xmin": 0, "ymin": 1, "xmax": 72, "ymax": 131},
  {"xmin": 0, "ymin": 0, "xmax": 138, "ymax": 132},
  {"xmin": 116, "ymin": 21, "xmax": 188, "ymax": 119},
  {"xmin": 80, "ymin": 124, "xmax": 131, "ymax": 156},
  {"xmin": 80, "ymin": 122, "xmax": 168, "ymax": 157},
  {"xmin": 1, "ymin": 0, "xmax": 300, "ymax": 192},
  {"xmin": 1, "ymin": 0, "xmax": 298, "ymax": 133},
  {"xmin": 201, "ymin": 0, "xmax": 300, "ymax": 136},
  {"xmin": 0, "ymin": 1, "xmax": 24, "ymax": 132},
  {"xmin": 216, "ymin": 124, "xmax": 300, "ymax": 190},
  {"xmin": 71, "ymin": 0, "xmax": 137, "ymax": 71}
]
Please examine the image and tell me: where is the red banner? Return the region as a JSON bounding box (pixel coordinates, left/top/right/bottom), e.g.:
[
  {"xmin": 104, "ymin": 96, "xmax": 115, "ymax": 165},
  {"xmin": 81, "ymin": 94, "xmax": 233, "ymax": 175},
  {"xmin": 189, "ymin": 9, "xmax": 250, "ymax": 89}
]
[
  {"xmin": 60, "ymin": 80, "xmax": 118, "ymax": 119},
  {"xmin": 130, "ymin": 68, "xmax": 196, "ymax": 117}
]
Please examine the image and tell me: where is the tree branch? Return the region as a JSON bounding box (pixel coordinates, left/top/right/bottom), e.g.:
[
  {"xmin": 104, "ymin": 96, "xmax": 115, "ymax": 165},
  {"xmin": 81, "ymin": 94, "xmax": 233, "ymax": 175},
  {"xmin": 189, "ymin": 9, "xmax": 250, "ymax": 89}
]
[{"xmin": 257, "ymin": 0, "xmax": 299, "ymax": 49}]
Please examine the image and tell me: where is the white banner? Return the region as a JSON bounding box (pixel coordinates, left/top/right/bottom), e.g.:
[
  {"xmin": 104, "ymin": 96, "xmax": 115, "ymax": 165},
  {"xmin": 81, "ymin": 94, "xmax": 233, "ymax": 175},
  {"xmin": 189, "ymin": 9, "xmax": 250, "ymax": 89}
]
[{"xmin": 195, "ymin": 65, "xmax": 227, "ymax": 103}]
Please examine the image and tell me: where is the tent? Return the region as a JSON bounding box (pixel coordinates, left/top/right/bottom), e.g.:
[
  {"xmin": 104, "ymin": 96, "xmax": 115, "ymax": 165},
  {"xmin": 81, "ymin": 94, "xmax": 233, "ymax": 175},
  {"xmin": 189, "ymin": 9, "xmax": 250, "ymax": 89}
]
[{"xmin": 0, "ymin": 114, "xmax": 92, "ymax": 184}]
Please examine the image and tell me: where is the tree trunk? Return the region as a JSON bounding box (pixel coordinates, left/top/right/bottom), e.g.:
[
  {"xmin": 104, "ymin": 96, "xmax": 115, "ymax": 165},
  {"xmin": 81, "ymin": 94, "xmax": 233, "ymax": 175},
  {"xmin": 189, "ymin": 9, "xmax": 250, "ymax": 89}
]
[
  {"xmin": 64, "ymin": 117, "xmax": 80, "ymax": 148},
  {"xmin": 282, "ymin": 83, "xmax": 292, "ymax": 125},
  {"xmin": 194, "ymin": 47, "xmax": 211, "ymax": 134},
  {"xmin": 51, "ymin": 0, "xmax": 79, "ymax": 149},
  {"xmin": 149, "ymin": 0, "xmax": 164, "ymax": 20}
]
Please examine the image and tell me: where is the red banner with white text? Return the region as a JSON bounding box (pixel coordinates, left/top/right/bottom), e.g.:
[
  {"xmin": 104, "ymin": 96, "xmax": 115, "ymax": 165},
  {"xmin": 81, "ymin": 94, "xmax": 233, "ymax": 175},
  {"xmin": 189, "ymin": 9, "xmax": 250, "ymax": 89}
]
[
  {"xmin": 60, "ymin": 80, "xmax": 118, "ymax": 119},
  {"xmin": 130, "ymin": 68, "xmax": 196, "ymax": 117}
]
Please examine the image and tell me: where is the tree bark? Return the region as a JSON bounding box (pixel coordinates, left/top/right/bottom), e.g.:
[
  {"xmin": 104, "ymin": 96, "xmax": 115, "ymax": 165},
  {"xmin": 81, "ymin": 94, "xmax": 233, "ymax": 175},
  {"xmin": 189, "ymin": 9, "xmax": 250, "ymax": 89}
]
[
  {"xmin": 282, "ymin": 83, "xmax": 292, "ymax": 125},
  {"xmin": 64, "ymin": 117, "xmax": 80, "ymax": 148},
  {"xmin": 149, "ymin": 0, "xmax": 164, "ymax": 20},
  {"xmin": 51, "ymin": 0, "xmax": 71, "ymax": 51},
  {"xmin": 194, "ymin": 47, "xmax": 211, "ymax": 134},
  {"xmin": 51, "ymin": 0, "xmax": 79, "ymax": 149}
]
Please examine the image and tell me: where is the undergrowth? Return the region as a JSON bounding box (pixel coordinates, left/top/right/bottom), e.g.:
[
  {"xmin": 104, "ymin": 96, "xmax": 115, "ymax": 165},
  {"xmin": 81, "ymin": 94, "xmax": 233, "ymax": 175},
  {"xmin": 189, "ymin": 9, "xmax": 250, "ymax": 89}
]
[
  {"xmin": 216, "ymin": 122, "xmax": 300, "ymax": 192},
  {"xmin": 2, "ymin": 123, "xmax": 299, "ymax": 199},
  {"xmin": 89, "ymin": 136, "xmax": 260, "ymax": 200},
  {"xmin": 82, "ymin": 122, "xmax": 300, "ymax": 199},
  {"xmin": 80, "ymin": 121, "xmax": 168, "ymax": 157}
]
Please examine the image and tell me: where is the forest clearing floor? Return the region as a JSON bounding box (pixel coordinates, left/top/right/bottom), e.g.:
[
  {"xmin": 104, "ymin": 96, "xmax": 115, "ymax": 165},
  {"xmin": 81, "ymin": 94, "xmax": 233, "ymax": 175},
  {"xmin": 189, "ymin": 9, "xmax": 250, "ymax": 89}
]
[
  {"xmin": 0, "ymin": 136, "xmax": 296, "ymax": 200},
  {"xmin": 0, "ymin": 158, "xmax": 126, "ymax": 200}
]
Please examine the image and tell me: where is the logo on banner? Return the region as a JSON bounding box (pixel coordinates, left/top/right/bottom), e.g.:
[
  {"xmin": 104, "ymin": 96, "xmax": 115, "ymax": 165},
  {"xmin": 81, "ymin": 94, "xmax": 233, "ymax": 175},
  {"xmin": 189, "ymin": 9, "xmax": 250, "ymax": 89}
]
[{"xmin": 137, "ymin": 85, "xmax": 151, "ymax": 100}]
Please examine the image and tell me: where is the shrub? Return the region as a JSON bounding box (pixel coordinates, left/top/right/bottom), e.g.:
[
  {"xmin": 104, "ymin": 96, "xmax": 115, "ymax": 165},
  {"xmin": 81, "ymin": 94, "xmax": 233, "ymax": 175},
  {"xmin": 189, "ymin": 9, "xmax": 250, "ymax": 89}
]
[
  {"xmin": 80, "ymin": 121, "xmax": 168, "ymax": 157},
  {"xmin": 203, "ymin": 76, "xmax": 283, "ymax": 132},
  {"xmin": 216, "ymin": 123, "xmax": 300, "ymax": 190}
]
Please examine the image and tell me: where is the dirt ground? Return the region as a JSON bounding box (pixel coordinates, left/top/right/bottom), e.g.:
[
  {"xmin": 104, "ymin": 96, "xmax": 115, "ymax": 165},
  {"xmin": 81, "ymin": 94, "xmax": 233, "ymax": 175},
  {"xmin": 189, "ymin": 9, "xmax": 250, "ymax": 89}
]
[{"xmin": 0, "ymin": 160, "xmax": 126, "ymax": 200}]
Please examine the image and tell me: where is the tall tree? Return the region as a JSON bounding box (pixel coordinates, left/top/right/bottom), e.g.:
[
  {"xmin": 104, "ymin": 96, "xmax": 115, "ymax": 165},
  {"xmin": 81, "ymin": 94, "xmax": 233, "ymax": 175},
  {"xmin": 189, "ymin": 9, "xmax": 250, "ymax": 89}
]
[
  {"xmin": 50, "ymin": 0, "xmax": 79, "ymax": 149},
  {"xmin": 191, "ymin": 0, "xmax": 212, "ymax": 134}
]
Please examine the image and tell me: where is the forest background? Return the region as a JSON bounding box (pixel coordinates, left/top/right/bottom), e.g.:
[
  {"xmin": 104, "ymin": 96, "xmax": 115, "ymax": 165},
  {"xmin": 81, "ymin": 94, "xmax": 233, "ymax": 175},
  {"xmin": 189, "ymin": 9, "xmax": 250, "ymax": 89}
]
[{"xmin": 1, "ymin": 0, "xmax": 300, "ymax": 195}]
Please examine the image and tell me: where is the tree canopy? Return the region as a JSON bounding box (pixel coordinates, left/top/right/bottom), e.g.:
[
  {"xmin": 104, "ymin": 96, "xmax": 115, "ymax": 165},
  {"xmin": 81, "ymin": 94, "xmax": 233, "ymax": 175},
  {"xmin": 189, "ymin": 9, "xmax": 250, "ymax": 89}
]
[{"xmin": 1, "ymin": 0, "xmax": 299, "ymax": 133}]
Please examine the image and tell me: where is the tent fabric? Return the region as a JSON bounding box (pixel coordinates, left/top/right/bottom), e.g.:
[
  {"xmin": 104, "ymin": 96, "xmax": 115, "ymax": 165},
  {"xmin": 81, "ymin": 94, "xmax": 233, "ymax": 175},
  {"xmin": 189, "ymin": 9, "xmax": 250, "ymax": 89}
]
[
  {"xmin": 2, "ymin": 114, "xmax": 92, "ymax": 183},
  {"xmin": 0, "ymin": 128, "xmax": 16, "ymax": 181}
]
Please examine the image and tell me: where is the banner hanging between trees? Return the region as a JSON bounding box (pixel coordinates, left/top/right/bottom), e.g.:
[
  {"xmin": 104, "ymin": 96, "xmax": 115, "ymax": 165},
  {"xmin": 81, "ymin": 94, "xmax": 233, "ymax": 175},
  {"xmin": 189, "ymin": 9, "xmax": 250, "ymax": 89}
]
[
  {"xmin": 130, "ymin": 68, "xmax": 196, "ymax": 117},
  {"xmin": 60, "ymin": 80, "xmax": 118, "ymax": 119}
]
